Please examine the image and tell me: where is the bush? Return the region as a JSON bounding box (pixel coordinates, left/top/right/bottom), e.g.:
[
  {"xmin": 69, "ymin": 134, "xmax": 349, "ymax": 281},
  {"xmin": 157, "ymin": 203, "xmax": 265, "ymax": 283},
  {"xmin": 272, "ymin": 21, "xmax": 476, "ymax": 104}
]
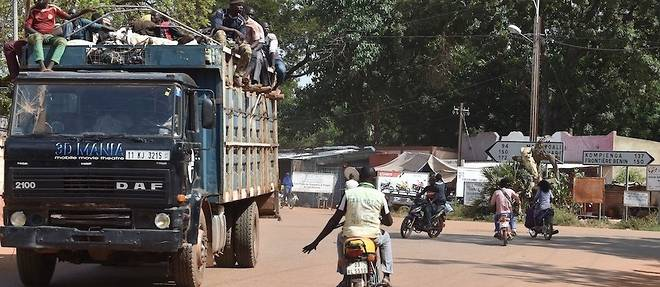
[
  {"xmin": 614, "ymin": 212, "xmax": 660, "ymax": 231},
  {"xmin": 553, "ymin": 208, "xmax": 579, "ymax": 226}
]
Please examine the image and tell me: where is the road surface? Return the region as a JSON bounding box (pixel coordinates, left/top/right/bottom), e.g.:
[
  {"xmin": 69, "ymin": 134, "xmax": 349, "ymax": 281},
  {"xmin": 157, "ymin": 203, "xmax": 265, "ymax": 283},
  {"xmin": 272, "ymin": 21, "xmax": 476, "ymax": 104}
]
[{"xmin": 1, "ymin": 207, "xmax": 659, "ymax": 287}]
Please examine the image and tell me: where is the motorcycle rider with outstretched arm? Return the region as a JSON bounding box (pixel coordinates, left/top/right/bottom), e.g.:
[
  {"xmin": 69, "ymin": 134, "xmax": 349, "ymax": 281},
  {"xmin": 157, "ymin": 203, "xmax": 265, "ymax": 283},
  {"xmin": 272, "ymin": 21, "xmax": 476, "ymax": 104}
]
[{"xmin": 302, "ymin": 166, "xmax": 394, "ymax": 287}]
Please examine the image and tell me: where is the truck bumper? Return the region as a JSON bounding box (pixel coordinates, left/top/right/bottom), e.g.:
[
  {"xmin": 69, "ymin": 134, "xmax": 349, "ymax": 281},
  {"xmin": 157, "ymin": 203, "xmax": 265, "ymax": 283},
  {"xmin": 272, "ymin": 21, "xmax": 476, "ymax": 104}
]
[{"xmin": 0, "ymin": 226, "xmax": 182, "ymax": 253}]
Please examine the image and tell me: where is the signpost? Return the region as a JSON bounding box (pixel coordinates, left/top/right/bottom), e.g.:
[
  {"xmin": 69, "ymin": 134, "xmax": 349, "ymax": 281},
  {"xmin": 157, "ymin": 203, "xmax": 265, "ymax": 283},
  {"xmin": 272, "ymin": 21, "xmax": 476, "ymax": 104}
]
[
  {"xmin": 647, "ymin": 165, "xmax": 660, "ymax": 191},
  {"xmin": 583, "ymin": 151, "xmax": 655, "ymax": 220},
  {"xmin": 623, "ymin": 191, "xmax": 650, "ymax": 208},
  {"xmin": 486, "ymin": 141, "xmax": 564, "ymax": 162},
  {"xmin": 582, "ymin": 151, "xmax": 655, "ymax": 166}
]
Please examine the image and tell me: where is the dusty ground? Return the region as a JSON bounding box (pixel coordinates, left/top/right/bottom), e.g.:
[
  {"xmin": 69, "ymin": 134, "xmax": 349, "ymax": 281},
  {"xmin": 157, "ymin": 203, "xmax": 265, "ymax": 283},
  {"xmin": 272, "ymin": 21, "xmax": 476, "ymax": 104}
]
[{"xmin": 1, "ymin": 207, "xmax": 659, "ymax": 287}]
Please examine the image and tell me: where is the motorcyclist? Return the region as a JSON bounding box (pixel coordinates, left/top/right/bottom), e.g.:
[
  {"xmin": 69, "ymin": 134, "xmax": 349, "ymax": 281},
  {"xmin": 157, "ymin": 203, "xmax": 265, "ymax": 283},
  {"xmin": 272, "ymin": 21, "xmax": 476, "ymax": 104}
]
[
  {"xmin": 490, "ymin": 177, "xmax": 520, "ymax": 237},
  {"xmin": 303, "ymin": 166, "xmax": 394, "ymax": 287},
  {"xmin": 533, "ymin": 179, "xmax": 559, "ymax": 235},
  {"xmin": 419, "ymin": 173, "xmax": 446, "ymax": 230}
]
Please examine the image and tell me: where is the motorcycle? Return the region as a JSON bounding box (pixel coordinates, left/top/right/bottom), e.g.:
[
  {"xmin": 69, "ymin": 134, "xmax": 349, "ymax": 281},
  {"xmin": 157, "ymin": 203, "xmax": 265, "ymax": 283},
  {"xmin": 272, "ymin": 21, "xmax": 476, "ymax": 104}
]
[
  {"xmin": 279, "ymin": 191, "xmax": 298, "ymax": 209},
  {"xmin": 341, "ymin": 237, "xmax": 381, "ymax": 287},
  {"xmin": 527, "ymin": 208, "xmax": 555, "ymax": 240},
  {"xmin": 400, "ymin": 194, "xmax": 446, "ymax": 239},
  {"xmin": 496, "ymin": 213, "xmax": 513, "ymax": 246}
]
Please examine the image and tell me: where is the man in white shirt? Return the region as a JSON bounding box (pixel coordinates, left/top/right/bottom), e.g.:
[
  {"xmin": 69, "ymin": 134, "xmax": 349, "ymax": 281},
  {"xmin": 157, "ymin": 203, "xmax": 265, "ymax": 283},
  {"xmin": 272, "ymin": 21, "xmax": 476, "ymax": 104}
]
[
  {"xmin": 263, "ymin": 22, "xmax": 286, "ymax": 89},
  {"xmin": 303, "ymin": 166, "xmax": 393, "ymax": 287}
]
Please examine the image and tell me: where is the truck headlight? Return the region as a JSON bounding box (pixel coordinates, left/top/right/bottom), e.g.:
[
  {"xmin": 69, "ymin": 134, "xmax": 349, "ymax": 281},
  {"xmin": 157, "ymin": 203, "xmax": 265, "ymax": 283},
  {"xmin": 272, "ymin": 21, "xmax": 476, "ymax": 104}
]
[
  {"xmin": 10, "ymin": 211, "xmax": 27, "ymax": 227},
  {"xmin": 154, "ymin": 213, "xmax": 171, "ymax": 229}
]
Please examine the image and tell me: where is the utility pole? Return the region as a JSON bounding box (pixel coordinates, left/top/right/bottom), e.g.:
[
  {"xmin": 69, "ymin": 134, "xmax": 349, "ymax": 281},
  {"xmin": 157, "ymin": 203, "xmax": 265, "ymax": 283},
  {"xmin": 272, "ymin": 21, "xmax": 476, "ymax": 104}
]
[
  {"xmin": 453, "ymin": 103, "xmax": 470, "ymax": 167},
  {"xmin": 13, "ymin": 0, "xmax": 19, "ymax": 40},
  {"xmin": 529, "ymin": 0, "xmax": 542, "ymax": 142}
]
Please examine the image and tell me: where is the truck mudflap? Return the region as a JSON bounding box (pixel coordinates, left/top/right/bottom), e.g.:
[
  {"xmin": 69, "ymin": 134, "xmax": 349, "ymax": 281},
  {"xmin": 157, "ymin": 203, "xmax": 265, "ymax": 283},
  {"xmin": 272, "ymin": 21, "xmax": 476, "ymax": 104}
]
[{"xmin": 1, "ymin": 226, "xmax": 182, "ymax": 253}]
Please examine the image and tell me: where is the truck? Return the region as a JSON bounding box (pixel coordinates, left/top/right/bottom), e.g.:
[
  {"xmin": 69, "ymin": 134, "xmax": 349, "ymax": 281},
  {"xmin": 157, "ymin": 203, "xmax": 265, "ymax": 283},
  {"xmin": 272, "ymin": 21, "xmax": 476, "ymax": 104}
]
[{"xmin": 0, "ymin": 39, "xmax": 280, "ymax": 286}]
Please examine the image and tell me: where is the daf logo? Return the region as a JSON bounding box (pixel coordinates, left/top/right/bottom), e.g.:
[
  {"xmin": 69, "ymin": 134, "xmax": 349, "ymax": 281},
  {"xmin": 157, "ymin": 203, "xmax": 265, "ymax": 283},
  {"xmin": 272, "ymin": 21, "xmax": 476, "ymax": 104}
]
[{"xmin": 116, "ymin": 182, "xmax": 164, "ymax": 191}]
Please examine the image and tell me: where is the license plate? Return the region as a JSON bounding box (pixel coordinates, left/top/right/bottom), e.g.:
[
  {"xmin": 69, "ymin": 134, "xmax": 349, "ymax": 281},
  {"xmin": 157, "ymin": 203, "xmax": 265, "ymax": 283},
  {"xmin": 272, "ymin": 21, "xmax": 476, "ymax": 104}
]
[
  {"xmin": 346, "ymin": 261, "xmax": 369, "ymax": 275},
  {"xmin": 125, "ymin": 150, "xmax": 171, "ymax": 161}
]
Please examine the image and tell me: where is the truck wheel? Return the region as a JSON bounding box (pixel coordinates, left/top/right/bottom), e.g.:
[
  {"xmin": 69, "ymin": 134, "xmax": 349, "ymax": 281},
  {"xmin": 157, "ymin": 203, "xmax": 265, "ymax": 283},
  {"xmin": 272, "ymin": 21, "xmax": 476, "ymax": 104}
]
[
  {"xmin": 233, "ymin": 201, "xmax": 259, "ymax": 268},
  {"xmin": 171, "ymin": 210, "xmax": 208, "ymax": 287},
  {"xmin": 214, "ymin": 226, "xmax": 236, "ymax": 267},
  {"xmin": 16, "ymin": 248, "xmax": 56, "ymax": 287}
]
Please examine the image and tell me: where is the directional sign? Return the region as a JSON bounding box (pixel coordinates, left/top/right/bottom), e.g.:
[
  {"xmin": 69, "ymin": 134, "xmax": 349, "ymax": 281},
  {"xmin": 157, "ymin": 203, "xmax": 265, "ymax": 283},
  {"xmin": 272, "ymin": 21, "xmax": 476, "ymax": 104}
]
[
  {"xmin": 486, "ymin": 141, "xmax": 564, "ymax": 162},
  {"xmin": 582, "ymin": 151, "xmax": 655, "ymax": 166}
]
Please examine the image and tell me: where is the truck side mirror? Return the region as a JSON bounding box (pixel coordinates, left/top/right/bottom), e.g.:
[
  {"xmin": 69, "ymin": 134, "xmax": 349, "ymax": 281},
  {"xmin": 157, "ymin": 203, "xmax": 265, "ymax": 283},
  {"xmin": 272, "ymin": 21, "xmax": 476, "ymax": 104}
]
[{"xmin": 201, "ymin": 96, "xmax": 215, "ymax": 129}]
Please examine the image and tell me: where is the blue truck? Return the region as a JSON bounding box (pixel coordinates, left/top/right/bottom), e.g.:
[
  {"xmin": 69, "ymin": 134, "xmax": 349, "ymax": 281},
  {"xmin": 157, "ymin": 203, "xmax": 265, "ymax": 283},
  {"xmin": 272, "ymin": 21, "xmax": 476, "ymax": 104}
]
[{"xmin": 0, "ymin": 42, "xmax": 280, "ymax": 287}]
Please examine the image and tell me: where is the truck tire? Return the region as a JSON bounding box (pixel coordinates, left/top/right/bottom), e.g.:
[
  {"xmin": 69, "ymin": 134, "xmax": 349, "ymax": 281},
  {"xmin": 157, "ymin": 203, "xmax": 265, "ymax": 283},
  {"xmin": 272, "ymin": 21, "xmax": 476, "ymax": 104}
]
[
  {"xmin": 16, "ymin": 248, "xmax": 56, "ymax": 287},
  {"xmin": 214, "ymin": 226, "xmax": 236, "ymax": 267},
  {"xmin": 233, "ymin": 201, "xmax": 259, "ymax": 268},
  {"xmin": 171, "ymin": 209, "xmax": 208, "ymax": 287}
]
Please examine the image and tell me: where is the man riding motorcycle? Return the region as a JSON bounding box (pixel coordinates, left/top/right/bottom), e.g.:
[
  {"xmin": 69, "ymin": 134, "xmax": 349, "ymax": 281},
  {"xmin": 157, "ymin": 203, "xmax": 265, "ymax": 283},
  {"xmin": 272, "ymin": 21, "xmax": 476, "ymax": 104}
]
[
  {"xmin": 302, "ymin": 166, "xmax": 394, "ymax": 287},
  {"xmin": 490, "ymin": 178, "xmax": 520, "ymax": 237},
  {"xmin": 419, "ymin": 182, "xmax": 444, "ymax": 230}
]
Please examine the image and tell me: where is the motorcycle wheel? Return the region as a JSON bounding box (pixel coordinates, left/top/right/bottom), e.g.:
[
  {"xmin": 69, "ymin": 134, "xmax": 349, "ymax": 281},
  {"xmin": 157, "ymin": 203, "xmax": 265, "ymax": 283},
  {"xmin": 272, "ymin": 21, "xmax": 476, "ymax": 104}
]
[
  {"xmin": 528, "ymin": 229, "xmax": 538, "ymax": 238},
  {"xmin": 427, "ymin": 217, "xmax": 443, "ymax": 238},
  {"xmin": 543, "ymin": 223, "xmax": 553, "ymax": 240},
  {"xmin": 400, "ymin": 217, "xmax": 413, "ymax": 239},
  {"xmin": 501, "ymin": 229, "xmax": 508, "ymax": 246},
  {"xmin": 287, "ymin": 195, "xmax": 295, "ymax": 209}
]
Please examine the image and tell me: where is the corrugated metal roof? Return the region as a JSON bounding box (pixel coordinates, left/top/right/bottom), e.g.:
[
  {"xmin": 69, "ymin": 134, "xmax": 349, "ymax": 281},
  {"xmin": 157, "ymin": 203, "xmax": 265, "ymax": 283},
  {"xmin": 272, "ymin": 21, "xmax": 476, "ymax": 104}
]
[{"xmin": 279, "ymin": 146, "xmax": 375, "ymax": 160}]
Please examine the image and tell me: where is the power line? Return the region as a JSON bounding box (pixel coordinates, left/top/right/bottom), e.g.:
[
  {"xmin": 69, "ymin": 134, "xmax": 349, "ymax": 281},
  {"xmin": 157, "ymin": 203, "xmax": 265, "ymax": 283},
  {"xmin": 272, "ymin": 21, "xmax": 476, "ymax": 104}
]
[{"xmin": 548, "ymin": 38, "xmax": 660, "ymax": 52}]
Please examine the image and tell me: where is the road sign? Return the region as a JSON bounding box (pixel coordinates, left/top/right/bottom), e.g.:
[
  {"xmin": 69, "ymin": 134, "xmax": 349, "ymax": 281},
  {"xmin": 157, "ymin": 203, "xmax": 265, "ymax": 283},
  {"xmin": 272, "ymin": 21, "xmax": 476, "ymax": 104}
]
[
  {"xmin": 623, "ymin": 191, "xmax": 650, "ymax": 207},
  {"xmin": 582, "ymin": 151, "xmax": 655, "ymax": 166},
  {"xmin": 486, "ymin": 141, "xmax": 564, "ymax": 162},
  {"xmin": 647, "ymin": 165, "xmax": 660, "ymax": 191}
]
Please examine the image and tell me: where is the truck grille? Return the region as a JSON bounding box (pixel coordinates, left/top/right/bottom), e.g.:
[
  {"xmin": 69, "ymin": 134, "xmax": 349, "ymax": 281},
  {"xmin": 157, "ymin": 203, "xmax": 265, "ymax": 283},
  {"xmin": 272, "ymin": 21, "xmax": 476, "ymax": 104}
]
[
  {"xmin": 49, "ymin": 210, "xmax": 132, "ymax": 229},
  {"xmin": 9, "ymin": 168, "xmax": 171, "ymax": 202}
]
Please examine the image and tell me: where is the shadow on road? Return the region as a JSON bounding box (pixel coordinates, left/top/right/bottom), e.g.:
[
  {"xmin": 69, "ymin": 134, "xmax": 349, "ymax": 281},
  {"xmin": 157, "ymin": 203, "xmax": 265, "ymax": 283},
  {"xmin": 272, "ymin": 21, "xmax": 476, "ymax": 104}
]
[
  {"xmin": 427, "ymin": 232, "xmax": 660, "ymax": 262},
  {"xmin": 481, "ymin": 262, "xmax": 660, "ymax": 287}
]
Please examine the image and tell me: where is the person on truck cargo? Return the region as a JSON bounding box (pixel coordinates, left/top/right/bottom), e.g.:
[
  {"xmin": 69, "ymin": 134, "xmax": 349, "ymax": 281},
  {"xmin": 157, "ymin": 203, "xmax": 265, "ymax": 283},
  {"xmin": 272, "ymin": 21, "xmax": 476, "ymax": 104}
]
[
  {"xmin": 211, "ymin": 0, "xmax": 252, "ymax": 86},
  {"xmin": 25, "ymin": 0, "xmax": 95, "ymax": 72},
  {"xmin": 263, "ymin": 22, "xmax": 287, "ymax": 91},
  {"xmin": 61, "ymin": 8, "xmax": 115, "ymax": 42},
  {"xmin": 150, "ymin": 11, "xmax": 194, "ymax": 44},
  {"xmin": 1, "ymin": 39, "xmax": 28, "ymax": 86},
  {"xmin": 244, "ymin": 7, "xmax": 270, "ymax": 90}
]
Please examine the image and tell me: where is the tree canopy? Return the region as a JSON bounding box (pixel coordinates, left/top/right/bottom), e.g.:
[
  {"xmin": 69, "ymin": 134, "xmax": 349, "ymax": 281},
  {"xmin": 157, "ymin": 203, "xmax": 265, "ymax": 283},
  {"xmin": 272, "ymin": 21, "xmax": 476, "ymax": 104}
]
[{"xmin": 1, "ymin": 0, "xmax": 658, "ymax": 146}]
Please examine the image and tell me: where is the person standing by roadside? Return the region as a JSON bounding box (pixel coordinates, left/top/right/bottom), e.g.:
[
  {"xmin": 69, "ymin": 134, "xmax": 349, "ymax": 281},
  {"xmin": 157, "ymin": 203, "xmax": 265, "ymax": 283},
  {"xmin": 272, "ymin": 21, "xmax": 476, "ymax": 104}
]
[{"xmin": 282, "ymin": 172, "xmax": 294, "ymax": 202}]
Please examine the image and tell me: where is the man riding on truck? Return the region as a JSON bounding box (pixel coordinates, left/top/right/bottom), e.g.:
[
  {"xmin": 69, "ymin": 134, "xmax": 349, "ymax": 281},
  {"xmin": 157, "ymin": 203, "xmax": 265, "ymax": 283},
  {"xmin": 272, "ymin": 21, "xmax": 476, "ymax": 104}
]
[{"xmin": 302, "ymin": 166, "xmax": 394, "ymax": 287}]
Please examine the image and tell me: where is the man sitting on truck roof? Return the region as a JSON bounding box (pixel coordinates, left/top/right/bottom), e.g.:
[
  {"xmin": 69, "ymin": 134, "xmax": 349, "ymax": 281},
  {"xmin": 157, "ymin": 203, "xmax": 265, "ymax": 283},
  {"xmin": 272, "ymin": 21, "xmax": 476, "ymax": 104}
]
[
  {"xmin": 61, "ymin": 8, "xmax": 115, "ymax": 43},
  {"xmin": 211, "ymin": 0, "xmax": 252, "ymax": 87},
  {"xmin": 25, "ymin": 0, "xmax": 95, "ymax": 72}
]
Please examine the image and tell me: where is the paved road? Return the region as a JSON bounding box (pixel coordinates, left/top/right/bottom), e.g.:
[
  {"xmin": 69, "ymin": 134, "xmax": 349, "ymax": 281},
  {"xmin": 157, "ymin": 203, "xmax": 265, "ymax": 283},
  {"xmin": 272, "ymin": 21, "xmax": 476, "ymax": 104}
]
[{"xmin": 1, "ymin": 207, "xmax": 659, "ymax": 287}]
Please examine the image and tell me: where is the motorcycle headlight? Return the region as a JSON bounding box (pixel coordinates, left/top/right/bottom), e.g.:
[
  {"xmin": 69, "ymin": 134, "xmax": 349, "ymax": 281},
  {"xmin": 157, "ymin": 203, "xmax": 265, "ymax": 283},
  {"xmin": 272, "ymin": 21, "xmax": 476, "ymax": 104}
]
[
  {"xmin": 10, "ymin": 211, "xmax": 27, "ymax": 227},
  {"xmin": 154, "ymin": 213, "xmax": 171, "ymax": 229}
]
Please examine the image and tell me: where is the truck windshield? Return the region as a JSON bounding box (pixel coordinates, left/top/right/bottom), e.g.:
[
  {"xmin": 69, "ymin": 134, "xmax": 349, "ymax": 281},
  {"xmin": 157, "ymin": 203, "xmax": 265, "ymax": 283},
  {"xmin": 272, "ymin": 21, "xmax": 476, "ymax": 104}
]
[{"xmin": 11, "ymin": 83, "xmax": 183, "ymax": 137}]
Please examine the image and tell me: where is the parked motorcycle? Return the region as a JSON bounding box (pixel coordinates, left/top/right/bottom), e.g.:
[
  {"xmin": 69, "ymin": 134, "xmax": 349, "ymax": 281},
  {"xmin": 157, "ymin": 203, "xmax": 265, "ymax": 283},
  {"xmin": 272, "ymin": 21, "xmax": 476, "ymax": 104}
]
[
  {"xmin": 341, "ymin": 237, "xmax": 381, "ymax": 287},
  {"xmin": 400, "ymin": 194, "xmax": 446, "ymax": 239},
  {"xmin": 496, "ymin": 213, "xmax": 513, "ymax": 246},
  {"xmin": 527, "ymin": 208, "xmax": 555, "ymax": 240}
]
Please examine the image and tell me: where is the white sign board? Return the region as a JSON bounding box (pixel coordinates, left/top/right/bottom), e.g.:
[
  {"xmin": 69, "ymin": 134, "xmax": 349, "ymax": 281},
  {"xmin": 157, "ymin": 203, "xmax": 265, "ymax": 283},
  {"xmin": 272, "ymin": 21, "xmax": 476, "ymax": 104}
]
[
  {"xmin": 377, "ymin": 171, "xmax": 427, "ymax": 194},
  {"xmin": 456, "ymin": 168, "xmax": 488, "ymax": 205},
  {"xmin": 486, "ymin": 141, "xmax": 564, "ymax": 162},
  {"xmin": 582, "ymin": 151, "xmax": 655, "ymax": 166},
  {"xmin": 623, "ymin": 191, "xmax": 650, "ymax": 207},
  {"xmin": 647, "ymin": 165, "xmax": 660, "ymax": 191},
  {"xmin": 291, "ymin": 172, "xmax": 337, "ymax": 194}
]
